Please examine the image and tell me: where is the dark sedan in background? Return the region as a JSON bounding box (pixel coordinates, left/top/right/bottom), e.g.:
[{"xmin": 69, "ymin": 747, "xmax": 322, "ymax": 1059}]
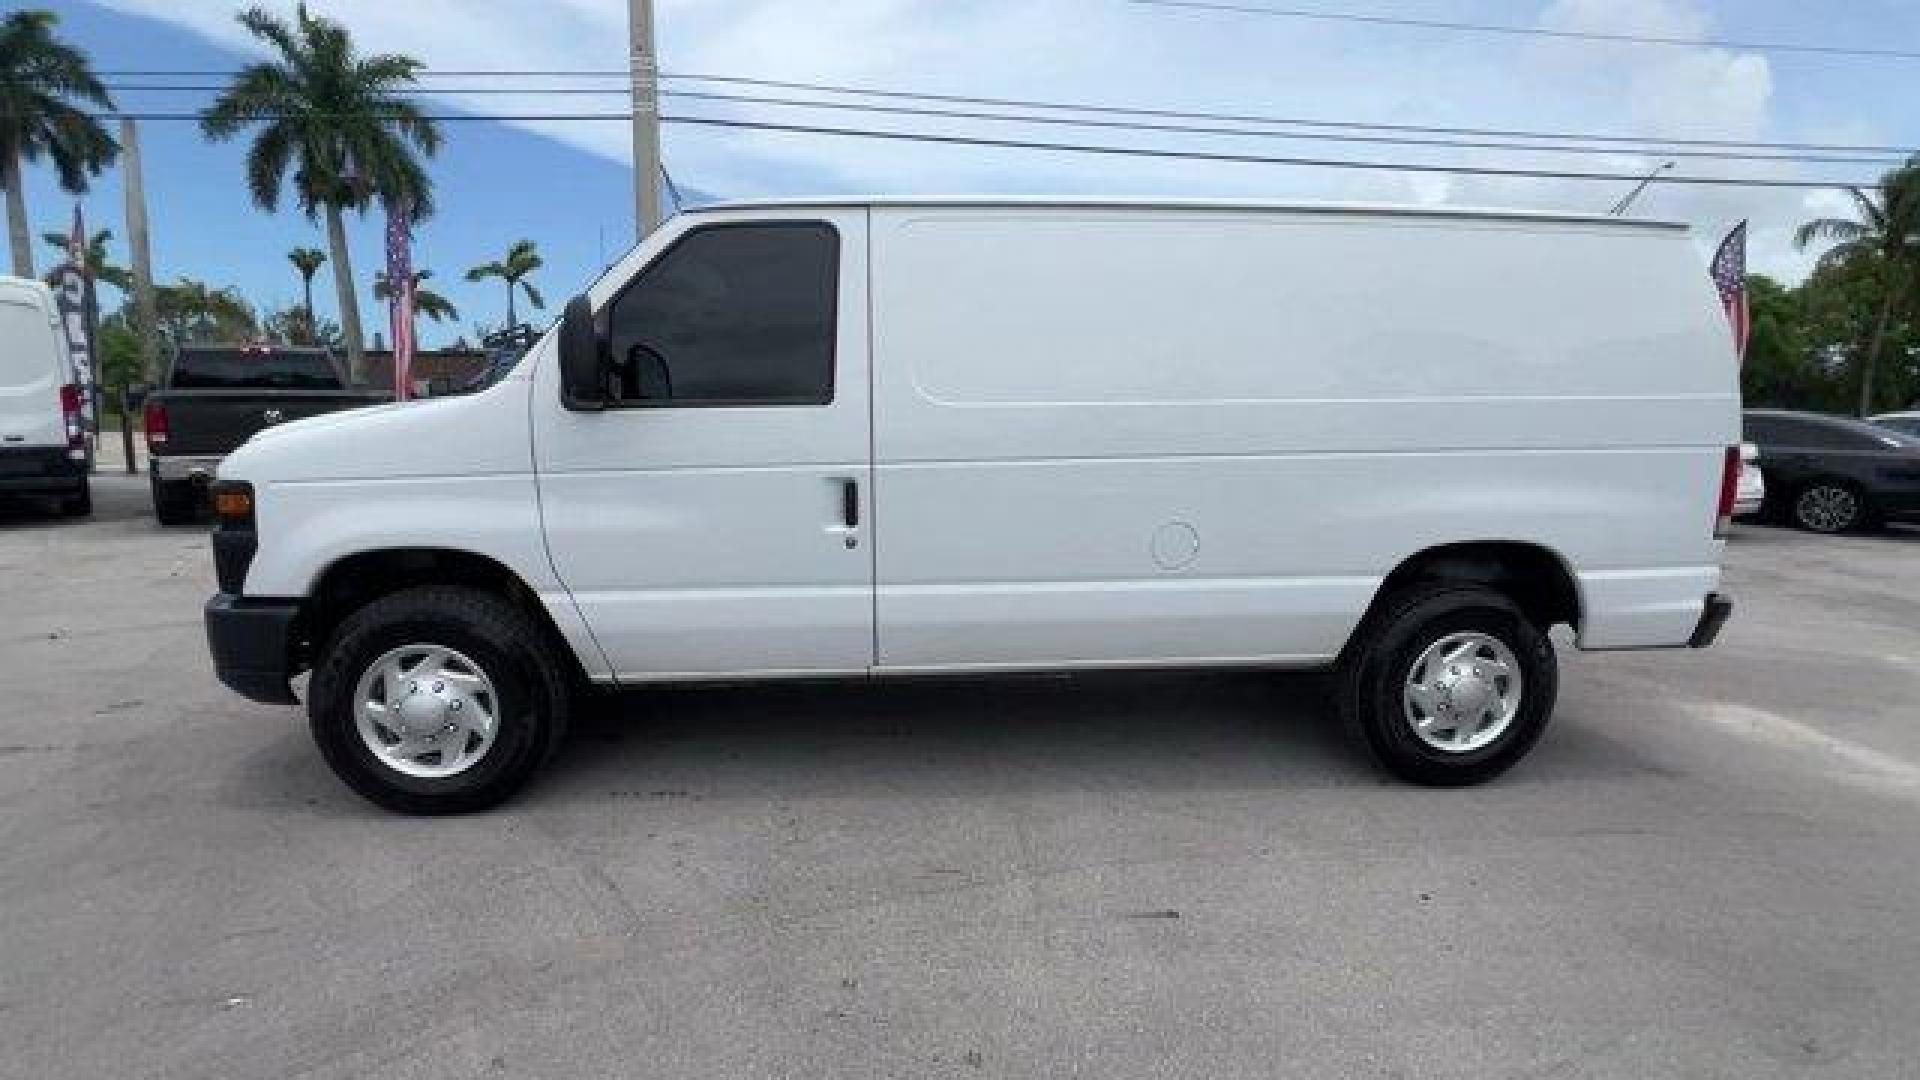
[
  {"xmin": 1873, "ymin": 411, "xmax": 1920, "ymax": 439},
  {"xmin": 1742, "ymin": 409, "xmax": 1920, "ymax": 533}
]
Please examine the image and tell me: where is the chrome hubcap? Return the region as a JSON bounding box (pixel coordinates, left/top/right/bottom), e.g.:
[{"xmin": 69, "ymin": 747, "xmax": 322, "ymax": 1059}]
[
  {"xmin": 1403, "ymin": 632, "xmax": 1523, "ymax": 754},
  {"xmin": 353, "ymin": 644, "xmax": 499, "ymax": 778},
  {"xmin": 1797, "ymin": 485, "xmax": 1856, "ymax": 532}
]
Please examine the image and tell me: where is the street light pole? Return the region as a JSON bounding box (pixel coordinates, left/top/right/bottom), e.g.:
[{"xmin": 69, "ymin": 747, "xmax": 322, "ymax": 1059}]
[
  {"xmin": 1610, "ymin": 160, "xmax": 1675, "ymax": 216},
  {"xmin": 629, "ymin": 0, "xmax": 664, "ymax": 239}
]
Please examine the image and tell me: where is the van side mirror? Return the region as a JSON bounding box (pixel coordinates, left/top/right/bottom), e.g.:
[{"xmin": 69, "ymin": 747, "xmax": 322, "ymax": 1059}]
[{"xmin": 558, "ymin": 293, "xmax": 608, "ymax": 411}]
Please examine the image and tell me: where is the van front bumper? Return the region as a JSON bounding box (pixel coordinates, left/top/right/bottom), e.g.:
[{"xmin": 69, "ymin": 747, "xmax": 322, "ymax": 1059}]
[{"xmin": 205, "ymin": 593, "xmax": 300, "ymax": 705}]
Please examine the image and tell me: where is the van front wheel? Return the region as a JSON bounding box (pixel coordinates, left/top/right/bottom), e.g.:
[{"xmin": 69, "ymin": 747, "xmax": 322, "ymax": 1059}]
[
  {"xmin": 1337, "ymin": 584, "xmax": 1557, "ymax": 786},
  {"xmin": 308, "ymin": 587, "xmax": 570, "ymax": 814}
]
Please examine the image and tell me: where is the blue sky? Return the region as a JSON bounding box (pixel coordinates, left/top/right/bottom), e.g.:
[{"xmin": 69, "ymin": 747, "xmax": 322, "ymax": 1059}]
[{"xmin": 19, "ymin": 0, "xmax": 1920, "ymax": 347}]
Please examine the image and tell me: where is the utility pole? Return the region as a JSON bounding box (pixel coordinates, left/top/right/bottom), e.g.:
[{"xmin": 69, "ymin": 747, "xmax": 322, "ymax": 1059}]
[
  {"xmin": 629, "ymin": 0, "xmax": 664, "ymax": 239},
  {"xmin": 1609, "ymin": 160, "xmax": 1674, "ymax": 216},
  {"xmin": 120, "ymin": 116, "xmax": 159, "ymax": 474}
]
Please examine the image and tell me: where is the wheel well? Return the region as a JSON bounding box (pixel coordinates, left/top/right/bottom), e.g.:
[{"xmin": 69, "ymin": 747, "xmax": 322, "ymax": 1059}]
[
  {"xmin": 1795, "ymin": 473, "xmax": 1866, "ymax": 496},
  {"xmin": 295, "ymin": 549, "xmax": 579, "ymax": 680},
  {"xmin": 1369, "ymin": 542, "xmax": 1581, "ymax": 635}
]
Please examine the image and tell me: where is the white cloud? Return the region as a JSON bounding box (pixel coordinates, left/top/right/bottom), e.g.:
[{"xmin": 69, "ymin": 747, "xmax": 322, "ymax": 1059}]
[{"xmin": 91, "ymin": 0, "xmax": 1882, "ymax": 281}]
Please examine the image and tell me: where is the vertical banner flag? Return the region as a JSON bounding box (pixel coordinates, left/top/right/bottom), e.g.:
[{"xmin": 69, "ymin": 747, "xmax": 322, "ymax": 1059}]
[
  {"xmin": 52, "ymin": 203, "xmax": 97, "ymax": 428},
  {"xmin": 385, "ymin": 199, "xmax": 416, "ymax": 401},
  {"xmin": 1710, "ymin": 220, "xmax": 1749, "ymax": 364}
]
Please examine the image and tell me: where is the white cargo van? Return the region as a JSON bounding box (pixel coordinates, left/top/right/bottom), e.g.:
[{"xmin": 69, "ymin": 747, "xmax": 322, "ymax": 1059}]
[
  {"xmin": 203, "ymin": 200, "xmax": 1739, "ymax": 813},
  {"xmin": 0, "ymin": 275, "xmax": 89, "ymax": 516}
]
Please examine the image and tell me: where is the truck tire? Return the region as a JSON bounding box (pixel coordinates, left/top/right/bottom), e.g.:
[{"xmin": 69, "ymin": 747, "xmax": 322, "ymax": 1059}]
[
  {"xmin": 151, "ymin": 474, "xmax": 198, "ymax": 526},
  {"xmin": 57, "ymin": 479, "xmax": 91, "ymax": 518},
  {"xmin": 1336, "ymin": 583, "xmax": 1557, "ymax": 786},
  {"xmin": 309, "ymin": 586, "xmax": 572, "ymax": 814}
]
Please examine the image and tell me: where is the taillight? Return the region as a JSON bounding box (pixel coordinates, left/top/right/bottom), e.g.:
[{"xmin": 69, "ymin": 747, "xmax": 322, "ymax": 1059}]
[
  {"xmin": 58, "ymin": 384, "xmax": 86, "ymax": 459},
  {"xmin": 1715, "ymin": 445, "xmax": 1740, "ymax": 538},
  {"xmin": 144, "ymin": 398, "xmax": 169, "ymax": 449}
]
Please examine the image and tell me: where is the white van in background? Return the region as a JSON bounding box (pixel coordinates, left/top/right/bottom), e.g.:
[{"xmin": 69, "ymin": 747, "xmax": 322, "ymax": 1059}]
[
  {"xmin": 0, "ymin": 275, "xmax": 89, "ymax": 516},
  {"xmin": 202, "ymin": 199, "xmax": 1740, "ymax": 813}
]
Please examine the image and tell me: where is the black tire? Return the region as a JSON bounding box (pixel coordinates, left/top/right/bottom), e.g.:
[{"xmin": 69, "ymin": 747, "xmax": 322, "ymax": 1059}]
[
  {"xmin": 1336, "ymin": 583, "xmax": 1557, "ymax": 786},
  {"xmin": 151, "ymin": 474, "xmax": 198, "ymax": 526},
  {"xmin": 308, "ymin": 586, "xmax": 571, "ymax": 814},
  {"xmin": 1791, "ymin": 479, "xmax": 1868, "ymax": 534},
  {"xmin": 57, "ymin": 479, "xmax": 91, "ymax": 517}
]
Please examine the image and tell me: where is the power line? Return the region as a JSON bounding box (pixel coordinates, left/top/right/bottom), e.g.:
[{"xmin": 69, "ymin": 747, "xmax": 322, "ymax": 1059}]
[
  {"xmin": 96, "ymin": 69, "xmax": 629, "ymax": 78},
  {"xmin": 653, "ymin": 90, "xmax": 1901, "ymax": 165},
  {"xmin": 657, "ymin": 114, "xmax": 1873, "ymax": 189},
  {"xmin": 33, "ymin": 106, "xmax": 1881, "ymax": 186},
  {"xmin": 89, "ymin": 83, "xmax": 1903, "ymax": 163},
  {"xmin": 1124, "ymin": 0, "xmax": 1920, "ymax": 61},
  {"xmin": 92, "ymin": 70, "xmax": 1920, "ymax": 157},
  {"xmin": 664, "ymin": 74, "xmax": 1920, "ymax": 156}
]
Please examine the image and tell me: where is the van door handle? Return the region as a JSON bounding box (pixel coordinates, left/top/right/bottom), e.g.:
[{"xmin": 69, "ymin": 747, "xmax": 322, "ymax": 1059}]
[{"xmin": 841, "ymin": 478, "xmax": 860, "ymax": 530}]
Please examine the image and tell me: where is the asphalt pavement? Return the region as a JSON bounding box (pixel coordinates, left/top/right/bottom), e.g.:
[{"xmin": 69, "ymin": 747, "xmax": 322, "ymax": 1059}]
[{"xmin": 2, "ymin": 472, "xmax": 1917, "ymax": 1079}]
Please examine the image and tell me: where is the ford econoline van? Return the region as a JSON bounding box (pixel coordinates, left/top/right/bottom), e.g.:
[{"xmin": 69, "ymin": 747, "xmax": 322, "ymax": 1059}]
[
  {"xmin": 202, "ymin": 200, "xmax": 1738, "ymax": 813},
  {"xmin": 0, "ymin": 275, "xmax": 90, "ymax": 517}
]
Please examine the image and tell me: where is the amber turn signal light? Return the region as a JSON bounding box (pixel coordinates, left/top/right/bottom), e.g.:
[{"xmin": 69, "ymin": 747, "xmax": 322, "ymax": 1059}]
[{"xmin": 211, "ymin": 483, "xmax": 254, "ymax": 523}]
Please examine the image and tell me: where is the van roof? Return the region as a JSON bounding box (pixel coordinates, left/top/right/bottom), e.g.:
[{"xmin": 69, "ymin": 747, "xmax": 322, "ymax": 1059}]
[
  {"xmin": 0, "ymin": 274, "xmax": 55, "ymax": 300},
  {"xmin": 684, "ymin": 196, "xmax": 1688, "ymax": 231}
]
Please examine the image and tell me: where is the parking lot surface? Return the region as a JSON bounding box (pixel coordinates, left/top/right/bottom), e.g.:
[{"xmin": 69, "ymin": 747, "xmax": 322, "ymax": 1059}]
[{"xmin": 3, "ymin": 474, "xmax": 1918, "ymax": 1079}]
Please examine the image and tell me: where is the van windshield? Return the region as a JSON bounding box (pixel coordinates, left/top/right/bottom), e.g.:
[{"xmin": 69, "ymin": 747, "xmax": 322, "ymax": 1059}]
[{"xmin": 0, "ymin": 298, "xmax": 60, "ymax": 386}]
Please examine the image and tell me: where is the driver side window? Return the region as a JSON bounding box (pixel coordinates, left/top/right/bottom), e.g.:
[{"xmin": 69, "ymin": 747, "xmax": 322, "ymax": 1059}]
[{"xmin": 603, "ymin": 221, "xmax": 839, "ymax": 407}]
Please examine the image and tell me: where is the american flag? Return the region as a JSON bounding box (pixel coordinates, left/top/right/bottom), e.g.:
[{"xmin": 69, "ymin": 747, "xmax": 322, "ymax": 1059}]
[
  {"xmin": 384, "ymin": 199, "xmax": 416, "ymax": 400},
  {"xmin": 1710, "ymin": 220, "xmax": 1749, "ymax": 363}
]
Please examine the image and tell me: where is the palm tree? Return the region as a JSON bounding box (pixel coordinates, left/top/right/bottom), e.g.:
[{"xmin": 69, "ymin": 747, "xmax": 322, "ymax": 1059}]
[
  {"xmin": 0, "ymin": 10, "xmax": 118, "ymax": 278},
  {"xmin": 39, "ymin": 225, "xmax": 129, "ymax": 291},
  {"xmin": 373, "ymin": 268, "xmax": 458, "ymax": 323},
  {"xmin": 287, "ymin": 246, "xmax": 326, "ymax": 335},
  {"xmin": 199, "ymin": 3, "xmax": 440, "ymax": 383},
  {"xmin": 1795, "ymin": 162, "xmax": 1920, "ymax": 416},
  {"xmin": 154, "ymin": 277, "xmax": 256, "ymax": 345},
  {"xmin": 466, "ymin": 239, "xmax": 545, "ymax": 328}
]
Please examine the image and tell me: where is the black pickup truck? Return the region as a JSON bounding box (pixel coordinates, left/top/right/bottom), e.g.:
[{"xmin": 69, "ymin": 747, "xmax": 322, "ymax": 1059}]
[{"xmin": 142, "ymin": 346, "xmax": 384, "ymax": 524}]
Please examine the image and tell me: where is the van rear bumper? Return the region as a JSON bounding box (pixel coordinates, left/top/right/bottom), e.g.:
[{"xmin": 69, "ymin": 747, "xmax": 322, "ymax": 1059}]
[
  {"xmin": 205, "ymin": 593, "xmax": 300, "ymax": 705},
  {"xmin": 152, "ymin": 454, "xmax": 224, "ymax": 482},
  {"xmin": 0, "ymin": 446, "xmax": 86, "ymax": 492},
  {"xmin": 1689, "ymin": 592, "xmax": 1733, "ymax": 648},
  {"xmin": 1575, "ymin": 565, "xmax": 1725, "ymax": 650}
]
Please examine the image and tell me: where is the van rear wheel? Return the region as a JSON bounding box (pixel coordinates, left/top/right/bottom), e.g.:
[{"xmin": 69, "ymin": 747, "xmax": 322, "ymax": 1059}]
[
  {"xmin": 1336, "ymin": 584, "xmax": 1557, "ymax": 786},
  {"xmin": 308, "ymin": 586, "xmax": 570, "ymax": 814}
]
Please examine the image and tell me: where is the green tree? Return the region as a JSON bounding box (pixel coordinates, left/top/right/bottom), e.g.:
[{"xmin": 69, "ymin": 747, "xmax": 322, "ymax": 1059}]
[
  {"xmin": 465, "ymin": 239, "xmax": 544, "ymax": 328},
  {"xmin": 373, "ymin": 268, "xmax": 458, "ymax": 323},
  {"xmin": 1803, "ymin": 251, "xmax": 1920, "ymax": 412},
  {"xmin": 1794, "ymin": 162, "xmax": 1920, "ymax": 415},
  {"xmin": 261, "ymin": 302, "xmax": 341, "ymax": 350},
  {"xmin": 199, "ymin": 3, "xmax": 441, "ymax": 384},
  {"xmin": 96, "ymin": 319, "xmax": 143, "ymax": 396},
  {"xmin": 0, "ymin": 10, "xmax": 117, "ymax": 278},
  {"xmin": 287, "ymin": 245, "xmax": 326, "ymax": 339},
  {"xmin": 39, "ymin": 225, "xmax": 129, "ymax": 292},
  {"xmin": 1740, "ymin": 274, "xmax": 1813, "ymax": 409},
  {"xmin": 153, "ymin": 277, "xmax": 257, "ymax": 345}
]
